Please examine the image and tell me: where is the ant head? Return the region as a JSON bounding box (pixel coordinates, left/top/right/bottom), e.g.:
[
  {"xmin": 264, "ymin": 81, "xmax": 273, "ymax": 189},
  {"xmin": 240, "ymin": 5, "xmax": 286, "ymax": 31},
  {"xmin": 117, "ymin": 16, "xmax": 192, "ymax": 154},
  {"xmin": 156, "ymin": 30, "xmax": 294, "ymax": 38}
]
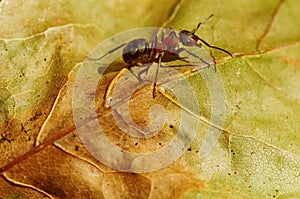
[
  {"xmin": 178, "ymin": 14, "xmax": 233, "ymax": 58},
  {"xmin": 179, "ymin": 30, "xmax": 201, "ymax": 47},
  {"xmin": 178, "ymin": 14, "xmax": 214, "ymax": 47}
]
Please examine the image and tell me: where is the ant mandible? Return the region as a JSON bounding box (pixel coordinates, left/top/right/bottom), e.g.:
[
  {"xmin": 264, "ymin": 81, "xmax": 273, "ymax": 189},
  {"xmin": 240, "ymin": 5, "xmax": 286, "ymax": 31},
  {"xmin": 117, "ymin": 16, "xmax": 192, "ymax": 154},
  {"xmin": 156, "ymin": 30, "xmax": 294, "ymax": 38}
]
[{"xmin": 90, "ymin": 14, "xmax": 233, "ymax": 107}]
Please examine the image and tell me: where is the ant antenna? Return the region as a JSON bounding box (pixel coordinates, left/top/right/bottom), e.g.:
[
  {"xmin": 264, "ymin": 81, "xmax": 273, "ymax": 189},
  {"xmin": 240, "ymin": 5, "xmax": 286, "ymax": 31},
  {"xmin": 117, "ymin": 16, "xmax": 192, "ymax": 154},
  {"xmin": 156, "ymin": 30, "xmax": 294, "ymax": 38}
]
[
  {"xmin": 191, "ymin": 14, "xmax": 214, "ymax": 34},
  {"xmin": 198, "ymin": 37, "xmax": 233, "ymax": 57},
  {"xmin": 191, "ymin": 14, "xmax": 233, "ymax": 57}
]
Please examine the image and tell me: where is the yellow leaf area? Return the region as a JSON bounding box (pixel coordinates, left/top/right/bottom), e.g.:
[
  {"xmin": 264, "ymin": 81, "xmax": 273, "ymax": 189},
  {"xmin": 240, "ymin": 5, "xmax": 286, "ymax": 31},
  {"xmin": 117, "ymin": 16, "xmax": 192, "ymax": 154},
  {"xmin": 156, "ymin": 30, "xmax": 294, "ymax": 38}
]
[{"xmin": 0, "ymin": 0, "xmax": 299, "ymax": 199}]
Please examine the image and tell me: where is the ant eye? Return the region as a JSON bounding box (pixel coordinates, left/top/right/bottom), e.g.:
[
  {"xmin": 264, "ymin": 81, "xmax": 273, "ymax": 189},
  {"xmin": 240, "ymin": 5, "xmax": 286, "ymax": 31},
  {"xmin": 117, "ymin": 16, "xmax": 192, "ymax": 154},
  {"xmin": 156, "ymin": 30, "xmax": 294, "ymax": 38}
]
[{"xmin": 185, "ymin": 38, "xmax": 191, "ymax": 44}]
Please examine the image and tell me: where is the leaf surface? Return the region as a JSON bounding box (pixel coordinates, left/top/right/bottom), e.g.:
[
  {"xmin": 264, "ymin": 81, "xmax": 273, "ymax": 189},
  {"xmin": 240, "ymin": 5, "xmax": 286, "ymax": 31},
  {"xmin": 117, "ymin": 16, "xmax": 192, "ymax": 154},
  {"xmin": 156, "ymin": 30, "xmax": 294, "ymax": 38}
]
[{"xmin": 0, "ymin": 0, "xmax": 299, "ymax": 198}]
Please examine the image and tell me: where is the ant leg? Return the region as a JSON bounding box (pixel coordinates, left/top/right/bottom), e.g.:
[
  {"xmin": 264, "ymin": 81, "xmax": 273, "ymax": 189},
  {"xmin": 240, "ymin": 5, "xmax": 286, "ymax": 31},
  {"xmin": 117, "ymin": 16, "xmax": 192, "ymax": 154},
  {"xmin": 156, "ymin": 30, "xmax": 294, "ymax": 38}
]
[
  {"xmin": 128, "ymin": 66, "xmax": 143, "ymax": 82},
  {"xmin": 176, "ymin": 47, "xmax": 214, "ymax": 69},
  {"xmin": 104, "ymin": 67, "xmax": 129, "ymax": 108},
  {"xmin": 104, "ymin": 65, "xmax": 145, "ymax": 107},
  {"xmin": 137, "ymin": 63, "xmax": 152, "ymax": 80},
  {"xmin": 87, "ymin": 43, "xmax": 127, "ymax": 61},
  {"xmin": 208, "ymin": 50, "xmax": 217, "ymax": 72},
  {"xmin": 153, "ymin": 54, "xmax": 163, "ymax": 98}
]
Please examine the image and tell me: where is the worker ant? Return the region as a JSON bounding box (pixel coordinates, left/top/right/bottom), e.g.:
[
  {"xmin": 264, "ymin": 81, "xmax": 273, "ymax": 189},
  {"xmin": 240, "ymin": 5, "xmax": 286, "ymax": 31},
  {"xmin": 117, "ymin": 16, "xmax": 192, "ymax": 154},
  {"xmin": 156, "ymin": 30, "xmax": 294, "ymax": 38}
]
[{"xmin": 88, "ymin": 14, "xmax": 232, "ymax": 107}]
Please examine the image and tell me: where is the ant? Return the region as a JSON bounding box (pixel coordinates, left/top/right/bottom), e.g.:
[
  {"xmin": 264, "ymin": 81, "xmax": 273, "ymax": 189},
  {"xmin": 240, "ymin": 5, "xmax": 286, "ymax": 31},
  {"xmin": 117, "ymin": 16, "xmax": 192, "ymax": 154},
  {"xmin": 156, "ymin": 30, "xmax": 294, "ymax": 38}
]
[{"xmin": 89, "ymin": 14, "xmax": 232, "ymax": 107}]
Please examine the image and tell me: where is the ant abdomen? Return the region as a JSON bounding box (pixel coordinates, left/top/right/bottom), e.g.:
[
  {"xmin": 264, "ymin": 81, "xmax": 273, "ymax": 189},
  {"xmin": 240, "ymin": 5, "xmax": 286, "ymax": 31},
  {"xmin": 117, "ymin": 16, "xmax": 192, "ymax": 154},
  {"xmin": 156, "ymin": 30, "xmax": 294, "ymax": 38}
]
[{"xmin": 122, "ymin": 38, "xmax": 151, "ymax": 66}]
